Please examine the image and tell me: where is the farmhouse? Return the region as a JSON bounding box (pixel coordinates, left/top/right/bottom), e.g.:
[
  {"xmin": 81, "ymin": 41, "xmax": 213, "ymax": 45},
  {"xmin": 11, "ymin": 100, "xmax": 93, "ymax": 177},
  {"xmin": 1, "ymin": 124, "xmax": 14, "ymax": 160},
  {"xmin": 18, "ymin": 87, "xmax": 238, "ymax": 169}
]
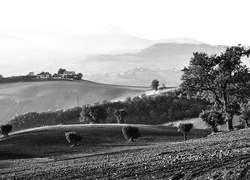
[
  {"xmin": 62, "ymin": 71, "xmax": 76, "ymax": 78},
  {"xmin": 37, "ymin": 72, "xmax": 51, "ymax": 79}
]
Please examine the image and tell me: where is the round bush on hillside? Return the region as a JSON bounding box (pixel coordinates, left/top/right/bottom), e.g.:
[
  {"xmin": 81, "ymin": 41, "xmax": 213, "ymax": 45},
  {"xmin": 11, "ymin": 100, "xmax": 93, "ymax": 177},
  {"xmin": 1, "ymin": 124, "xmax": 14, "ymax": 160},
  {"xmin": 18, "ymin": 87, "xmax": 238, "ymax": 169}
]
[
  {"xmin": 122, "ymin": 126, "xmax": 141, "ymax": 142},
  {"xmin": 0, "ymin": 124, "xmax": 12, "ymax": 137},
  {"xmin": 65, "ymin": 131, "xmax": 82, "ymax": 146}
]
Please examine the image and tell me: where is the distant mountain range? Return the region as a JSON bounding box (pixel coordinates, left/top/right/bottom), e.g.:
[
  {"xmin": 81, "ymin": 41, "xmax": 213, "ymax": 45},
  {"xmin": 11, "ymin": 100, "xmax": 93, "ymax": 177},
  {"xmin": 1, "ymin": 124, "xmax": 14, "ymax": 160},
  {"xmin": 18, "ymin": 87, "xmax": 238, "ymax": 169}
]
[{"xmin": 0, "ymin": 26, "xmax": 242, "ymax": 86}]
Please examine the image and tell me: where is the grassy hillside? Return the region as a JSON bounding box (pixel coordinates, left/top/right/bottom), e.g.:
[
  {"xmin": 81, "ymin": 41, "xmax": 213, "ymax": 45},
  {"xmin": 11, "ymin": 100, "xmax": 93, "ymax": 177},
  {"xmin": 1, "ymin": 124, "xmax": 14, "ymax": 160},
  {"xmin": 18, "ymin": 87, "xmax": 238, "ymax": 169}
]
[
  {"xmin": 0, "ymin": 124, "xmax": 209, "ymax": 160},
  {"xmin": 0, "ymin": 80, "xmax": 147, "ymax": 124},
  {"xmin": 1, "ymin": 125, "xmax": 250, "ymax": 179}
]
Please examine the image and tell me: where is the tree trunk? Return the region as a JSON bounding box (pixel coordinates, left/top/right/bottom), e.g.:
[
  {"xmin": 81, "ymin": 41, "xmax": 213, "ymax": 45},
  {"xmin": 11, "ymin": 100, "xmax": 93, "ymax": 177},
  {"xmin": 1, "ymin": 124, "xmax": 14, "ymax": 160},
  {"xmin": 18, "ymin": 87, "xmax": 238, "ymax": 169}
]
[
  {"xmin": 227, "ymin": 116, "xmax": 233, "ymax": 130},
  {"xmin": 183, "ymin": 133, "xmax": 187, "ymax": 141},
  {"xmin": 211, "ymin": 126, "xmax": 218, "ymax": 133},
  {"xmin": 245, "ymin": 119, "xmax": 249, "ymax": 127},
  {"xmin": 129, "ymin": 138, "xmax": 134, "ymax": 142},
  {"xmin": 120, "ymin": 117, "xmax": 124, "ymax": 124},
  {"xmin": 117, "ymin": 117, "xmax": 121, "ymax": 124}
]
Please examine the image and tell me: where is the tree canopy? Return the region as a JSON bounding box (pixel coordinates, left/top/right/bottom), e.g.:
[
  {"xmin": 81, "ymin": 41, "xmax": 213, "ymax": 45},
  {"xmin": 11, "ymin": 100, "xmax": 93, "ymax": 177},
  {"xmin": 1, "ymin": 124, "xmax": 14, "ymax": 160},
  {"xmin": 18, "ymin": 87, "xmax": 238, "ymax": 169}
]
[
  {"xmin": 181, "ymin": 45, "xmax": 250, "ymax": 130},
  {"xmin": 151, "ymin": 79, "xmax": 159, "ymax": 90},
  {"xmin": 80, "ymin": 104, "xmax": 108, "ymax": 123}
]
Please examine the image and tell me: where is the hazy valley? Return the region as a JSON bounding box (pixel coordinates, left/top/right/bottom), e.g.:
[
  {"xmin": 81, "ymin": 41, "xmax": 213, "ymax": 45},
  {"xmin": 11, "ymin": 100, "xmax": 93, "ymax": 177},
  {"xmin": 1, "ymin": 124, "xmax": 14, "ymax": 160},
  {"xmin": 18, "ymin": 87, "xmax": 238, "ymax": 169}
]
[{"xmin": 0, "ymin": 28, "xmax": 231, "ymax": 86}]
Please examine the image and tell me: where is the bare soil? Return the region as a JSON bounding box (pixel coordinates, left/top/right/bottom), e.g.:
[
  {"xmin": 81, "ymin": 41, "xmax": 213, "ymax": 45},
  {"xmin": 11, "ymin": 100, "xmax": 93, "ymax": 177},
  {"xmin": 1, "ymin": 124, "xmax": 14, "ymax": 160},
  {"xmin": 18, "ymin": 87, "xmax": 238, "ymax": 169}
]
[{"xmin": 1, "ymin": 125, "xmax": 249, "ymax": 179}]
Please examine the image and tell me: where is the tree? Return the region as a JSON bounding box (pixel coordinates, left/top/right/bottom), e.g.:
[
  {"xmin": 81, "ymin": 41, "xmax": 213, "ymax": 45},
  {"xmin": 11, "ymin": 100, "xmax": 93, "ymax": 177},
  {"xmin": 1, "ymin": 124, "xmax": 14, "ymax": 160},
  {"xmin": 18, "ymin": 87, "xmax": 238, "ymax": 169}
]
[
  {"xmin": 65, "ymin": 131, "xmax": 82, "ymax": 146},
  {"xmin": 181, "ymin": 45, "xmax": 250, "ymax": 130},
  {"xmin": 113, "ymin": 109, "xmax": 127, "ymax": 124},
  {"xmin": 178, "ymin": 123, "xmax": 193, "ymax": 140},
  {"xmin": 0, "ymin": 124, "xmax": 12, "ymax": 137},
  {"xmin": 76, "ymin": 73, "xmax": 83, "ymax": 80},
  {"xmin": 240, "ymin": 102, "xmax": 250, "ymax": 127},
  {"xmin": 58, "ymin": 68, "xmax": 66, "ymax": 74},
  {"xmin": 199, "ymin": 108, "xmax": 225, "ymax": 132},
  {"xmin": 151, "ymin": 79, "xmax": 159, "ymax": 90},
  {"xmin": 122, "ymin": 126, "xmax": 141, "ymax": 142},
  {"xmin": 79, "ymin": 105, "xmax": 107, "ymax": 123}
]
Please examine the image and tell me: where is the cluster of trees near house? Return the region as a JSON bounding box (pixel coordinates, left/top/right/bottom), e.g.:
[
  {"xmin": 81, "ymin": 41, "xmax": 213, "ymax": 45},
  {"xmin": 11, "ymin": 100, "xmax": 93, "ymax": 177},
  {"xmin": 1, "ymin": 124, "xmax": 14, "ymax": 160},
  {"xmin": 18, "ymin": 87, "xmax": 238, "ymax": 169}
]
[
  {"xmin": 0, "ymin": 68, "xmax": 83, "ymax": 83},
  {"xmin": 35, "ymin": 68, "xmax": 83, "ymax": 80}
]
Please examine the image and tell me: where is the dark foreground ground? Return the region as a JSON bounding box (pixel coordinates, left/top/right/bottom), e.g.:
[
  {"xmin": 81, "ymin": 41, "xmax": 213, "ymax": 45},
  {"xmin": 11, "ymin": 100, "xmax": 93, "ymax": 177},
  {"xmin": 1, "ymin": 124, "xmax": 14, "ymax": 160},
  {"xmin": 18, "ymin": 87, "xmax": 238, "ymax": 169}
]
[{"xmin": 1, "ymin": 125, "xmax": 250, "ymax": 179}]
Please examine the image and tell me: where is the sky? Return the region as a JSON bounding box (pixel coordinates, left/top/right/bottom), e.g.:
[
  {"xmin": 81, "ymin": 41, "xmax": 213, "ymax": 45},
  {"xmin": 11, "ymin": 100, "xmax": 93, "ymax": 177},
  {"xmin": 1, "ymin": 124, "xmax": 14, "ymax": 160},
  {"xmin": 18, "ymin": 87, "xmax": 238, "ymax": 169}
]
[{"xmin": 0, "ymin": 0, "xmax": 249, "ymax": 46}]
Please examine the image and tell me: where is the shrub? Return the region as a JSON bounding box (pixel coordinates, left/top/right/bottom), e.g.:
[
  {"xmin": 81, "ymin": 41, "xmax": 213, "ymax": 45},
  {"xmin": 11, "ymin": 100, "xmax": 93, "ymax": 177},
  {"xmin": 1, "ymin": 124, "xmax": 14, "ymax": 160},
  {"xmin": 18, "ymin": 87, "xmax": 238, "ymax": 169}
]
[
  {"xmin": 234, "ymin": 123, "xmax": 245, "ymax": 130},
  {"xmin": 0, "ymin": 124, "xmax": 12, "ymax": 137},
  {"xmin": 65, "ymin": 131, "xmax": 82, "ymax": 146},
  {"xmin": 199, "ymin": 109, "xmax": 225, "ymax": 132},
  {"xmin": 178, "ymin": 123, "xmax": 193, "ymax": 141},
  {"xmin": 122, "ymin": 126, "xmax": 141, "ymax": 142}
]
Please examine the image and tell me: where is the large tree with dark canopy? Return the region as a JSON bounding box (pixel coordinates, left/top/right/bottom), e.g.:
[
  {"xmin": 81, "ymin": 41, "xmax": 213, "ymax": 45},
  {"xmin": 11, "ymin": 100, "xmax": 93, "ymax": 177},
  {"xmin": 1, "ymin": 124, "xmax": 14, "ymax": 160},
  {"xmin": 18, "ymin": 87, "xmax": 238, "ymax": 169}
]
[{"xmin": 181, "ymin": 45, "xmax": 250, "ymax": 130}]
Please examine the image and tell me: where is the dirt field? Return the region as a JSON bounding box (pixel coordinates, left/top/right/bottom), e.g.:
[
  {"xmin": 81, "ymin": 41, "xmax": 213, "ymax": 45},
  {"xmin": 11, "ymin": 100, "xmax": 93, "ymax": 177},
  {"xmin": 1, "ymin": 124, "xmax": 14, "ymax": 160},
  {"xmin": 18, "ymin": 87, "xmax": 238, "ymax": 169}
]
[
  {"xmin": 2, "ymin": 125, "xmax": 250, "ymax": 179},
  {"xmin": 0, "ymin": 124, "xmax": 213, "ymax": 179}
]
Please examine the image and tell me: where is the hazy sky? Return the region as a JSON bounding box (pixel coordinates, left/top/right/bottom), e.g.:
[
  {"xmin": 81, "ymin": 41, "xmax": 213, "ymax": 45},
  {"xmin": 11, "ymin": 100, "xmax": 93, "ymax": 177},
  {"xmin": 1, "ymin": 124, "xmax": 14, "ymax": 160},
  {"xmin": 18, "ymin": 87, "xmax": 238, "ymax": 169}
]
[{"xmin": 0, "ymin": 0, "xmax": 249, "ymax": 45}]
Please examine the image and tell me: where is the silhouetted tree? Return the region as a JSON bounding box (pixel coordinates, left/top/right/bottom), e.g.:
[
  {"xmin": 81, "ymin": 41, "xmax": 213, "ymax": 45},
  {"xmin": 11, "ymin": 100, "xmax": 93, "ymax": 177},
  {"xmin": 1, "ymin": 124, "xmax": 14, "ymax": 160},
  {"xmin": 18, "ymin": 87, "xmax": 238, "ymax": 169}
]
[
  {"xmin": 178, "ymin": 123, "xmax": 193, "ymax": 140},
  {"xmin": 0, "ymin": 124, "xmax": 12, "ymax": 137},
  {"xmin": 181, "ymin": 45, "xmax": 250, "ymax": 130},
  {"xmin": 65, "ymin": 131, "xmax": 82, "ymax": 146},
  {"xmin": 151, "ymin": 79, "xmax": 159, "ymax": 90},
  {"xmin": 122, "ymin": 126, "xmax": 141, "ymax": 142}
]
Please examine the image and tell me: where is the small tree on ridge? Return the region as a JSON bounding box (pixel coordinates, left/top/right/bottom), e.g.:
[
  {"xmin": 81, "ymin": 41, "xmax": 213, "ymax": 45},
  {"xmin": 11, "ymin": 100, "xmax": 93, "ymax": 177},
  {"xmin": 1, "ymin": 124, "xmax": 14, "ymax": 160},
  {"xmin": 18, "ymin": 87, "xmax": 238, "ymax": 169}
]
[
  {"xmin": 178, "ymin": 123, "xmax": 193, "ymax": 141},
  {"xmin": 151, "ymin": 79, "xmax": 159, "ymax": 91}
]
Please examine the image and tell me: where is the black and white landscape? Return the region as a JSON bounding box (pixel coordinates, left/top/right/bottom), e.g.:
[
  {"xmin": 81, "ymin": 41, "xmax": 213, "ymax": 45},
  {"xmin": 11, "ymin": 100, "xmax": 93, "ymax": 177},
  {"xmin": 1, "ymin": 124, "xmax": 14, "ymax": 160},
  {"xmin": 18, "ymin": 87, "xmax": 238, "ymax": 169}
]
[{"xmin": 1, "ymin": 1, "xmax": 250, "ymax": 179}]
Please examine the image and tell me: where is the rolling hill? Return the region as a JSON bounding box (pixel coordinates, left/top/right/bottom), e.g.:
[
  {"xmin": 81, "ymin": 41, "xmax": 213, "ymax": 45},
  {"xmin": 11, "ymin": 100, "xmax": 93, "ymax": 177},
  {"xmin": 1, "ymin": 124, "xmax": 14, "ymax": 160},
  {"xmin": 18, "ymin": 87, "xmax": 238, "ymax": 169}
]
[
  {"xmin": 0, "ymin": 124, "xmax": 209, "ymax": 160},
  {"xmin": 0, "ymin": 80, "xmax": 148, "ymax": 124}
]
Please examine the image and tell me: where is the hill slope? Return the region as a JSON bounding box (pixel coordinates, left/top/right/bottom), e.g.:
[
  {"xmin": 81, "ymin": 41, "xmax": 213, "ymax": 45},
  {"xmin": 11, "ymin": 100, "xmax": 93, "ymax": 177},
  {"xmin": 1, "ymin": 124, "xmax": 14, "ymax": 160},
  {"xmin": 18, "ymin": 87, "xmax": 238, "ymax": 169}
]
[
  {"xmin": 0, "ymin": 124, "xmax": 209, "ymax": 160},
  {"xmin": 0, "ymin": 80, "xmax": 147, "ymax": 124},
  {"xmin": 1, "ymin": 125, "xmax": 250, "ymax": 179}
]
